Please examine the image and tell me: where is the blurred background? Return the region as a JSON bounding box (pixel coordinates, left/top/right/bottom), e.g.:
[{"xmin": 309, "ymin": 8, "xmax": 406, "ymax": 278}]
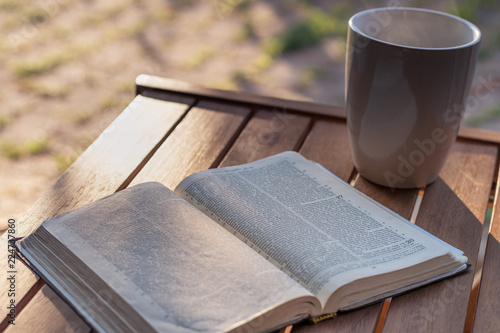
[{"xmin": 1, "ymin": 0, "xmax": 500, "ymax": 222}]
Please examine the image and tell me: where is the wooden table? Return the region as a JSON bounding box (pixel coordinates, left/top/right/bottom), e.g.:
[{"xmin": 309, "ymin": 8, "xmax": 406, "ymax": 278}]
[{"xmin": 2, "ymin": 75, "xmax": 500, "ymax": 332}]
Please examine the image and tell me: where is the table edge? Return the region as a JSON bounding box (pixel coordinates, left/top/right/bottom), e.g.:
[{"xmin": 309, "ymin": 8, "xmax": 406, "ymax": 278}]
[{"xmin": 135, "ymin": 74, "xmax": 500, "ymax": 146}]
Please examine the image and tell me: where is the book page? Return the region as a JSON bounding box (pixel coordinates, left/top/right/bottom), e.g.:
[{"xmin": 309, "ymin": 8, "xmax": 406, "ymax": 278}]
[
  {"xmin": 33, "ymin": 182, "xmax": 319, "ymax": 332},
  {"xmin": 175, "ymin": 152, "xmax": 466, "ymax": 308}
]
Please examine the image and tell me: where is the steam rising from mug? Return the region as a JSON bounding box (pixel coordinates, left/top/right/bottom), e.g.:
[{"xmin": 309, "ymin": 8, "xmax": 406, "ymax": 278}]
[{"xmin": 345, "ymin": 7, "xmax": 481, "ymax": 189}]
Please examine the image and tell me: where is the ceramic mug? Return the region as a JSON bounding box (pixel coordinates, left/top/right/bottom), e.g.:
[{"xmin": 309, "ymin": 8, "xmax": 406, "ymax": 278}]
[{"xmin": 345, "ymin": 7, "xmax": 481, "ymax": 189}]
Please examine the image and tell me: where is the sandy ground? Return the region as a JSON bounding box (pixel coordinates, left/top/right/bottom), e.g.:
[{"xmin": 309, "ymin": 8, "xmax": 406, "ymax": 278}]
[{"xmin": 1, "ymin": 0, "xmax": 500, "ymax": 228}]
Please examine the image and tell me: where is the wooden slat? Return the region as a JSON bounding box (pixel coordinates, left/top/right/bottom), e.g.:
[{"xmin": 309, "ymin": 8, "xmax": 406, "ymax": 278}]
[
  {"xmin": 383, "ymin": 141, "xmax": 497, "ymax": 332},
  {"xmin": 299, "ymin": 119, "xmax": 354, "ymax": 182},
  {"xmin": 0, "ymin": 95, "xmax": 193, "ymax": 324},
  {"xmin": 4, "ymin": 286, "xmax": 90, "ymax": 333},
  {"xmin": 136, "ymin": 74, "xmax": 346, "ymax": 118},
  {"xmin": 130, "ymin": 100, "xmax": 251, "ymax": 189},
  {"xmin": 473, "ymin": 178, "xmax": 500, "ymax": 332},
  {"xmin": 219, "ymin": 109, "xmax": 311, "ymax": 167}
]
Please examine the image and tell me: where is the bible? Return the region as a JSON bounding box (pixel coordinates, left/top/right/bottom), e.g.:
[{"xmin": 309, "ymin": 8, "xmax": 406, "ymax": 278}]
[{"xmin": 17, "ymin": 151, "xmax": 468, "ymax": 333}]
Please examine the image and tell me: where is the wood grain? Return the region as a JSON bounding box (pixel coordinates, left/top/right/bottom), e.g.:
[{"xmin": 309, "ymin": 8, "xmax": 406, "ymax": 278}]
[
  {"xmin": 0, "ymin": 95, "xmax": 193, "ymax": 323},
  {"xmin": 219, "ymin": 109, "xmax": 311, "ymax": 167},
  {"xmin": 130, "ymin": 100, "xmax": 251, "ymax": 189},
  {"xmin": 383, "ymin": 141, "xmax": 497, "ymax": 333},
  {"xmin": 473, "ymin": 178, "xmax": 500, "ymax": 332},
  {"xmin": 4, "ymin": 286, "xmax": 90, "ymax": 333}
]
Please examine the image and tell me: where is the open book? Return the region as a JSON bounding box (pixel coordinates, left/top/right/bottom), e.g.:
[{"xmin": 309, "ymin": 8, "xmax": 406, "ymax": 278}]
[{"xmin": 17, "ymin": 152, "xmax": 467, "ymax": 333}]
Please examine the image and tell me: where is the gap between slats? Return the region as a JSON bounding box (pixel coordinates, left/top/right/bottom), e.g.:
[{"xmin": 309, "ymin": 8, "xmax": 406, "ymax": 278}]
[
  {"xmin": 118, "ymin": 98, "xmax": 199, "ymax": 190},
  {"xmin": 463, "ymin": 179, "xmax": 497, "ymax": 333},
  {"xmin": 0, "ymin": 278, "xmax": 45, "ymax": 331},
  {"xmin": 292, "ymin": 116, "xmax": 316, "ymax": 153},
  {"xmin": 348, "ymin": 170, "xmax": 358, "ymax": 186},
  {"xmin": 208, "ymin": 106, "xmax": 257, "ymax": 169},
  {"xmin": 211, "ymin": 109, "xmax": 316, "ymax": 169},
  {"xmin": 373, "ymin": 187, "xmax": 425, "ymax": 333}
]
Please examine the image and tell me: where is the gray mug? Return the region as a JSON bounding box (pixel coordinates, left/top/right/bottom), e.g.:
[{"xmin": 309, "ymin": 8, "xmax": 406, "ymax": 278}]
[{"xmin": 345, "ymin": 7, "xmax": 481, "ymax": 189}]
